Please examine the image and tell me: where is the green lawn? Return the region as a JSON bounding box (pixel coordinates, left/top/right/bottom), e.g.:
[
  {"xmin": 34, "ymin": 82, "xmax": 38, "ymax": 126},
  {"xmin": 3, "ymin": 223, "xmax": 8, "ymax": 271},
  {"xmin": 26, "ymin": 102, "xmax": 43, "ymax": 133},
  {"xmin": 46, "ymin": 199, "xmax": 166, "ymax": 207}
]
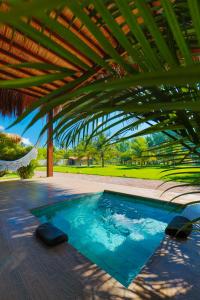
[
  {"xmin": 0, "ymin": 173, "xmax": 19, "ymax": 180},
  {"xmin": 0, "ymin": 165, "xmax": 199, "ymax": 183},
  {"xmin": 36, "ymin": 165, "xmax": 200, "ymax": 183}
]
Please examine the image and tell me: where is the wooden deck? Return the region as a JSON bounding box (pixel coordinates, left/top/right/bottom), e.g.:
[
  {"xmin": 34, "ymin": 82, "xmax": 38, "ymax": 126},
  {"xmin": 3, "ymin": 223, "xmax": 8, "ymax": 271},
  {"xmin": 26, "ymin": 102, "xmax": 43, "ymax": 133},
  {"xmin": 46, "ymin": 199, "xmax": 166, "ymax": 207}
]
[{"xmin": 0, "ymin": 174, "xmax": 199, "ymax": 299}]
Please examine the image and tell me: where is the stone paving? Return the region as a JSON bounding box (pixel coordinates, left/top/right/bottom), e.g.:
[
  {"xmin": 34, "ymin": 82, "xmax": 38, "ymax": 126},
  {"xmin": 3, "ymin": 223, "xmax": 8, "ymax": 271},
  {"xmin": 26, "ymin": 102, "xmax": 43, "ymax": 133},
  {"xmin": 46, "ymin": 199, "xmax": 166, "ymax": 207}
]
[{"xmin": 36, "ymin": 171, "xmax": 200, "ymax": 207}]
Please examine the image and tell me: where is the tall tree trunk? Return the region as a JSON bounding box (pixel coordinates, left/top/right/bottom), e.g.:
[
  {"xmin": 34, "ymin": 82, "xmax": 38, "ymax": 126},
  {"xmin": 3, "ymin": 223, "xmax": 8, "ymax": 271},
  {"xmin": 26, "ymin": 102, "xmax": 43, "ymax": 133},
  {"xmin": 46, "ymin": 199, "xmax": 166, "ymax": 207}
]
[
  {"xmin": 101, "ymin": 151, "xmax": 104, "ymax": 167},
  {"xmin": 87, "ymin": 156, "xmax": 90, "ymax": 167}
]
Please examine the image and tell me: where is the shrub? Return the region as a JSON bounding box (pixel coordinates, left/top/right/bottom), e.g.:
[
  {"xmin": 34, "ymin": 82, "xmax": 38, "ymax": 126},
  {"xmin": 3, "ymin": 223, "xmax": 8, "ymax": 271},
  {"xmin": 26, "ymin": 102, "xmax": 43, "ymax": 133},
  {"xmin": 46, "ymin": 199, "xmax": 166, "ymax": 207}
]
[
  {"xmin": 17, "ymin": 160, "xmax": 36, "ymax": 179},
  {"xmin": 0, "ymin": 170, "xmax": 7, "ymax": 177},
  {"xmin": 0, "ymin": 132, "xmax": 32, "ymax": 161}
]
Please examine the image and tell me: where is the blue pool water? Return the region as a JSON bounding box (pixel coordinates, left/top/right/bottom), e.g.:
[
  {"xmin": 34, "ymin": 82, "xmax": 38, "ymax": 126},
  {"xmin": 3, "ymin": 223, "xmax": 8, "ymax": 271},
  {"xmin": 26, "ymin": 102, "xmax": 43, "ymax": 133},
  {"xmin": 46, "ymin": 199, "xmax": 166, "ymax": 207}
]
[{"xmin": 32, "ymin": 191, "xmax": 183, "ymax": 287}]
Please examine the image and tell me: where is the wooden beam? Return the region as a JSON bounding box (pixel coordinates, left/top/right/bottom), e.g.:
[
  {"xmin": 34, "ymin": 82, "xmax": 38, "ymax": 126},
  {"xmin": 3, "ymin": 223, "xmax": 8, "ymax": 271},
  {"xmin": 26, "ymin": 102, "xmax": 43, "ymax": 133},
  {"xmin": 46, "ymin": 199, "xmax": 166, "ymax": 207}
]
[{"xmin": 47, "ymin": 110, "xmax": 53, "ymax": 177}]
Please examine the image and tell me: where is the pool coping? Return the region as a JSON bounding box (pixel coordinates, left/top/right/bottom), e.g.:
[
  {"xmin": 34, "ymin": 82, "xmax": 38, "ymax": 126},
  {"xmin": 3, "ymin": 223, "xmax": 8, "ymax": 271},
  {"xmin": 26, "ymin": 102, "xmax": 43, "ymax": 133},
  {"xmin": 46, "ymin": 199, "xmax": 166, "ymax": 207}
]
[
  {"xmin": 30, "ymin": 188, "xmax": 185, "ymax": 214},
  {"xmin": 30, "ymin": 191, "xmax": 103, "ymax": 213},
  {"xmin": 104, "ymin": 189, "xmax": 185, "ymax": 208}
]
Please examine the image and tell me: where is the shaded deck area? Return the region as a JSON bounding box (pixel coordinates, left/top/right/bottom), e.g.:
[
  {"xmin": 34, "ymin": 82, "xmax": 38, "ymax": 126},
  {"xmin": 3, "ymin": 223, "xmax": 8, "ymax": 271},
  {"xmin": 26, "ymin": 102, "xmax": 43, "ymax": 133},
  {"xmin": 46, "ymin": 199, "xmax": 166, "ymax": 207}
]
[{"xmin": 0, "ymin": 174, "xmax": 199, "ymax": 299}]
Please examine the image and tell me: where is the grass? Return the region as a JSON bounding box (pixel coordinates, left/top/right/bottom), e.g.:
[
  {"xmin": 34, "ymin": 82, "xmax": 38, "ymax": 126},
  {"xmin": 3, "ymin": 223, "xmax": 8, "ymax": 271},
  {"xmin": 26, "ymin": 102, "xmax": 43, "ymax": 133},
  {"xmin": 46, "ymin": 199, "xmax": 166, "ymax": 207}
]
[
  {"xmin": 37, "ymin": 165, "xmax": 163, "ymax": 179},
  {"xmin": 0, "ymin": 173, "xmax": 19, "ymax": 180},
  {"xmin": 0, "ymin": 165, "xmax": 199, "ymax": 183},
  {"xmin": 36, "ymin": 165, "xmax": 200, "ymax": 183}
]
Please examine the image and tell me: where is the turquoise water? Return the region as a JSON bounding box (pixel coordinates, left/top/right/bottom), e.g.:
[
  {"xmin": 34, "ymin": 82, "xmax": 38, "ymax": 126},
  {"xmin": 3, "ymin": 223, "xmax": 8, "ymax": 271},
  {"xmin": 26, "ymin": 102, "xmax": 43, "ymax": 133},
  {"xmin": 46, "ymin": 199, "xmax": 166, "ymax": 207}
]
[{"xmin": 32, "ymin": 191, "xmax": 183, "ymax": 287}]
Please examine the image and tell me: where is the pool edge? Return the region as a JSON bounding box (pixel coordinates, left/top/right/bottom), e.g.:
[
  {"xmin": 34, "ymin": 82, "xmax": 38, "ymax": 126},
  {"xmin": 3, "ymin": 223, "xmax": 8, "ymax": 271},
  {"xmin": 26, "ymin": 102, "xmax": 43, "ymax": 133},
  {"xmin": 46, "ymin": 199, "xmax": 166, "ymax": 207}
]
[{"xmin": 104, "ymin": 189, "xmax": 185, "ymax": 209}]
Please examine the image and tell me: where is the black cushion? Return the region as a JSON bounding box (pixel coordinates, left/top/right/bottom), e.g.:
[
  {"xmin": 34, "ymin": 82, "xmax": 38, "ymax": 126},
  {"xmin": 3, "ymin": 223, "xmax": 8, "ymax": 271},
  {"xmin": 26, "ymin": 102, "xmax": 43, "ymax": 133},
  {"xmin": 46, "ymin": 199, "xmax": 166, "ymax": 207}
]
[
  {"xmin": 165, "ymin": 216, "xmax": 192, "ymax": 238},
  {"xmin": 36, "ymin": 222, "xmax": 68, "ymax": 246}
]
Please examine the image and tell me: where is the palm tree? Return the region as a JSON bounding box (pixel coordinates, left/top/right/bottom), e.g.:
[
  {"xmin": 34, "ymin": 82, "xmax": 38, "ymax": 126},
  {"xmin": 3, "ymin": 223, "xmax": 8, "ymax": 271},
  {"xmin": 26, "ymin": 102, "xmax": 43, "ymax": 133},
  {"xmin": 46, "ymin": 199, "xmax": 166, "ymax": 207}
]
[
  {"xmin": 0, "ymin": 3, "xmax": 198, "ymax": 164},
  {"xmin": 0, "ymin": 0, "xmax": 200, "ymax": 166},
  {"xmin": 0, "ymin": 0, "xmax": 198, "ymax": 147},
  {"xmin": 74, "ymin": 140, "xmax": 96, "ymax": 166},
  {"xmin": 94, "ymin": 134, "xmax": 108, "ymax": 167},
  {"xmin": 131, "ymin": 137, "xmax": 149, "ymax": 166}
]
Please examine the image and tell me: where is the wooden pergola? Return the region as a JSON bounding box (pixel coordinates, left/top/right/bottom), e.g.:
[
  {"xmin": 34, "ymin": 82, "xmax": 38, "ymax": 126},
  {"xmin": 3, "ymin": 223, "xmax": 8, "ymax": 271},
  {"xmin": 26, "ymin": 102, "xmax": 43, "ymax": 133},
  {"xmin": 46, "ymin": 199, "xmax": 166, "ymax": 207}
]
[
  {"xmin": 0, "ymin": 1, "xmax": 199, "ymax": 176},
  {"xmin": 0, "ymin": 2, "xmax": 142, "ymax": 176}
]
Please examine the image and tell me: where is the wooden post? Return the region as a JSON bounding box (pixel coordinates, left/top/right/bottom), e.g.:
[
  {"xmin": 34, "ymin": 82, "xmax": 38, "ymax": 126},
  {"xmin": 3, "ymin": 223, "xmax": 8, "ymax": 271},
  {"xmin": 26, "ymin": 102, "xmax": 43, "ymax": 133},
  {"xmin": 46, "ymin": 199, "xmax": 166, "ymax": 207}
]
[{"xmin": 47, "ymin": 110, "xmax": 53, "ymax": 177}]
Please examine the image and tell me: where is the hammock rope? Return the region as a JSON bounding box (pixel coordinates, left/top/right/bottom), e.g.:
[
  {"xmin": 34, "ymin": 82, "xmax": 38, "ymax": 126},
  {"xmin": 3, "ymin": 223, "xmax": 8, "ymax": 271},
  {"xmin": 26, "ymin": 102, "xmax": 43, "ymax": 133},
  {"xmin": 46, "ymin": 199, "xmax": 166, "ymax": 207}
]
[
  {"xmin": 0, "ymin": 137, "xmax": 41, "ymax": 172},
  {"xmin": 0, "ymin": 147, "xmax": 38, "ymax": 172}
]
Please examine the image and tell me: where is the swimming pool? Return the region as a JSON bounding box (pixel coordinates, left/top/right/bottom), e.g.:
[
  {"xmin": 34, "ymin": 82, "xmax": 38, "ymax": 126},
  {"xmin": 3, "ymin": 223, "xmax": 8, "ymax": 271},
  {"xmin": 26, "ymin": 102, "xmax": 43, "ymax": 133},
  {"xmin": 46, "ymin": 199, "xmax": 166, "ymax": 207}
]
[{"xmin": 32, "ymin": 191, "xmax": 183, "ymax": 287}]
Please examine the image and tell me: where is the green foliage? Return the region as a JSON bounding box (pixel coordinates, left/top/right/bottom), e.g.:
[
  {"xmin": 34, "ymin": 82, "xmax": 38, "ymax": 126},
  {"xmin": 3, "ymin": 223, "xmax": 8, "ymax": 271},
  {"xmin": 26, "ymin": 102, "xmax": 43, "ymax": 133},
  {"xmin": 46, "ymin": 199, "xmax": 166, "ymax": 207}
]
[
  {"xmin": 1, "ymin": 0, "xmax": 199, "ymax": 155},
  {"xmin": 36, "ymin": 165, "xmax": 200, "ymax": 183},
  {"xmin": 53, "ymin": 148, "xmax": 68, "ymax": 163},
  {"xmin": 73, "ymin": 140, "xmax": 96, "ymax": 166},
  {"xmin": 0, "ymin": 170, "xmax": 7, "ymax": 177},
  {"xmin": 17, "ymin": 160, "xmax": 37, "ymax": 179},
  {"xmin": 37, "ymin": 148, "xmax": 47, "ymax": 160},
  {"xmin": 116, "ymin": 141, "xmax": 130, "ymax": 153},
  {"xmin": 0, "ymin": 132, "xmax": 36, "ymax": 179},
  {"xmin": 146, "ymin": 133, "xmax": 169, "ymax": 147},
  {"xmin": 0, "ymin": 132, "xmax": 31, "ymax": 160},
  {"xmin": 37, "ymin": 147, "xmax": 69, "ymax": 163},
  {"xmin": 0, "ymin": 173, "xmax": 18, "ymax": 180},
  {"xmin": 60, "ymin": 133, "xmax": 191, "ymax": 167},
  {"xmin": 90, "ymin": 133, "xmax": 120, "ymax": 167},
  {"xmin": 131, "ymin": 137, "xmax": 149, "ymax": 164}
]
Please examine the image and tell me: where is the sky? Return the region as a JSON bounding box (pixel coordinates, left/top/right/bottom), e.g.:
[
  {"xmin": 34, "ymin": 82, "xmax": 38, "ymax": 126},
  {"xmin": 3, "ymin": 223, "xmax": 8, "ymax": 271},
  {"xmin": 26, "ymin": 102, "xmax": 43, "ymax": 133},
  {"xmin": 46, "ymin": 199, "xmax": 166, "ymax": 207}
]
[
  {"xmin": 0, "ymin": 112, "xmax": 126, "ymax": 148},
  {"xmin": 0, "ymin": 112, "xmax": 47, "ymax": 146},
  {"xmin": 0, "ymin": 112, "xmax": 149, "ymax": 148}
]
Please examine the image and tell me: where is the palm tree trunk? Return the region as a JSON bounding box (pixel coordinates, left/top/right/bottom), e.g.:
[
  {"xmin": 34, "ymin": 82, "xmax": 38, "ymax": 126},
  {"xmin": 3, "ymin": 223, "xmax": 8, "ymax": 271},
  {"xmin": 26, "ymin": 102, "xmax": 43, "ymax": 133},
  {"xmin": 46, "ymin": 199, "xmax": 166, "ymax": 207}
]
[{"xmin": 101, "ymin": 151, "xmax": 104, "ymax": 167}]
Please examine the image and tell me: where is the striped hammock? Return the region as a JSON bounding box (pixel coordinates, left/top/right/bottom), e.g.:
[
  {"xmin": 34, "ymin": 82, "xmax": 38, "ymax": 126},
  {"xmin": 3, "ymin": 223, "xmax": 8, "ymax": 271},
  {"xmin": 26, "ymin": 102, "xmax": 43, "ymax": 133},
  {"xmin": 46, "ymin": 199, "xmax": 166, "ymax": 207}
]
[{"xmin": 0, "ymin": 147, "xmax": 38, "ymax": 172}]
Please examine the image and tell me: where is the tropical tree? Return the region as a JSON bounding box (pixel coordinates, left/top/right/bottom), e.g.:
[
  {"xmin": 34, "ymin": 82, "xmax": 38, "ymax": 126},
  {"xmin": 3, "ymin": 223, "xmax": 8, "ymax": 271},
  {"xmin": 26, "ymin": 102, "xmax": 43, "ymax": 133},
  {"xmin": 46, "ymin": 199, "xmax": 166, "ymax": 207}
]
[
  {"xmin": 84, "ymin": 143, "xmax": 97, "ymax": 166},
  {"xmin": 0, "ymin": 132, "xmax": 32, "ymax": 176},
  {"xmin": 130, "ymin": 137, "xmax": 149, "ymax": 165},
  {"xmin": 37, "ymin": 148, "xmax": 47, "ymax": 160},
  {"xmin": 0, "ymin": 132, "xmax": 31, "ymax": 161},
  {"xmin": 0, "ymin": 0, "xmax": 198, "ymax": 154},
  {"xmin": 116, "ymin": 141, "xmax": 132, "ymax": 165},
  {"xmin": 53, "ymin": 148, "xmax": 68, "ymax": 164},
  {"xmin": 147, "ymin": 133, "xmax": 169, "ymax": 148},
  {"xmin": 73, "ymin": 140, "xmax": 96, "ymax": 166},
  {"xmin": 116, "ymin": 141, "xmax": 130, "ymax": 153},
  {"xmin": 93, "ymin": 134, "xmax": 108, "ymax": 167}
]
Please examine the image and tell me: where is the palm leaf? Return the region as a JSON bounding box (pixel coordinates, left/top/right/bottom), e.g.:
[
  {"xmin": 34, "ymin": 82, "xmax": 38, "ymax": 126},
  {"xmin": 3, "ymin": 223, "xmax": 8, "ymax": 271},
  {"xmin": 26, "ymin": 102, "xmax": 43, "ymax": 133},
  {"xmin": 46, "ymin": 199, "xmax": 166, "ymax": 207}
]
[
  {"xmin": 0, "ymin": 72, "xmax": 68, "ymax": 88},
  {"xmin": 135, "ymin": 0, "xmax": 177, "ymax": 66},
  {"xmin": 161, "ymin": 0, "xmax": 193, "ymax": 64}
]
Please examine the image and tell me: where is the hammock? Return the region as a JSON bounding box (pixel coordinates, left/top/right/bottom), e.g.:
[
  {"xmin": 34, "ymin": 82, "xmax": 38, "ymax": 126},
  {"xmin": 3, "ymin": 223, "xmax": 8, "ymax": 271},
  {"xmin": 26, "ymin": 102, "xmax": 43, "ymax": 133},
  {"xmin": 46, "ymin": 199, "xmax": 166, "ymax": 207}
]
[{"xmin": 0, "ymin": 146, "xmax": 38, "ymax": 172}]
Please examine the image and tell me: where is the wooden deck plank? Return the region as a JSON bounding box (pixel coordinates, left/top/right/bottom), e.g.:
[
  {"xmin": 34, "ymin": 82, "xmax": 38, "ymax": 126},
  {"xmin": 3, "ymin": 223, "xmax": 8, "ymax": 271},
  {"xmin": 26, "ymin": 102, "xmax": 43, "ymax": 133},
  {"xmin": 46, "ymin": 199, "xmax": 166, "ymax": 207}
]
[{"xmin": 0, "ymin": 177, "xmax": 199, "ymax": 300}]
